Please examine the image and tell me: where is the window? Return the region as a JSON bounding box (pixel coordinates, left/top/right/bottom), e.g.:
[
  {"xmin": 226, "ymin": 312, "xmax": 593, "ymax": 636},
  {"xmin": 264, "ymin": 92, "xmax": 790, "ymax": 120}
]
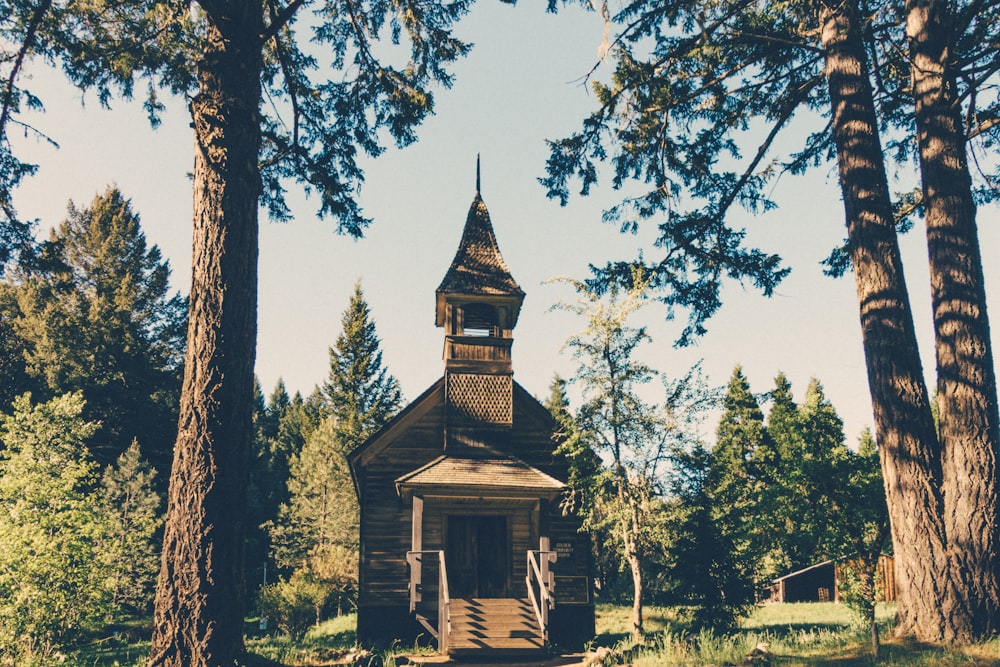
[{"xmin": 462, "ymin": 303, "xmax": 498, "ymax": 337}]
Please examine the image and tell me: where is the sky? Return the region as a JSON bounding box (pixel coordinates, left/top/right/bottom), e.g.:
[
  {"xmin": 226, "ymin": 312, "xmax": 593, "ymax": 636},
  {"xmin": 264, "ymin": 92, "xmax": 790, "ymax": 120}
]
[{"xmin": 9, "ymin": 2, "xmax": 1000, "ymax": 446}]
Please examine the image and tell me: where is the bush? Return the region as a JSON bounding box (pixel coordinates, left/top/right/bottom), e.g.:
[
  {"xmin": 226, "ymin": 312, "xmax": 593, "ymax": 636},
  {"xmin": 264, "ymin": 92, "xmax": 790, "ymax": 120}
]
[{"xmin": 259, "ymin": 571, "xmax": 331, "ymax": 641}]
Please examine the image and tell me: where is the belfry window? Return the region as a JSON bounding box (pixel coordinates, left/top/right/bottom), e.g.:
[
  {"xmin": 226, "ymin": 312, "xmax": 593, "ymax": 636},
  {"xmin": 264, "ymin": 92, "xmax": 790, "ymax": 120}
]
[{"xmin": 462, "ymin": 303, "xmax": 498, "ymax": 337}]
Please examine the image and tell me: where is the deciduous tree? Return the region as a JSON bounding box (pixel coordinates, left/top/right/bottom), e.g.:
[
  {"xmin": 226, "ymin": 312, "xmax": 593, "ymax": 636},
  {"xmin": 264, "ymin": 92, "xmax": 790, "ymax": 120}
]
[
  {"xmin": 556, "ymin": 274, "xmax": 715, "ymax": 640},
  {"xmin": 0, "ymin": 393, "xmax": 111, "ymax": 663}
]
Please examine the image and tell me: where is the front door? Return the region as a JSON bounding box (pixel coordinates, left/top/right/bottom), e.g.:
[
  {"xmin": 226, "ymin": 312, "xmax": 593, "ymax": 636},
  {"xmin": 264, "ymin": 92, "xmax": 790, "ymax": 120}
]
[{"xmin": 446, "ymin": 515, "xmax": 509, "ymax": 598}]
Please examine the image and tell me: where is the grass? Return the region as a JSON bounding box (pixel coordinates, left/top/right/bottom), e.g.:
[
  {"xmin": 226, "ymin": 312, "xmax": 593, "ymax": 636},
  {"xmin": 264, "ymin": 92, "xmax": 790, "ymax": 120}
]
[
  {"xmin": 591, "ymin": 602, "xmax": 1000, "ymax": 667},
  {"xmin": 67, "ymin": 603, "xmax": 1000, "ymax": 666}
]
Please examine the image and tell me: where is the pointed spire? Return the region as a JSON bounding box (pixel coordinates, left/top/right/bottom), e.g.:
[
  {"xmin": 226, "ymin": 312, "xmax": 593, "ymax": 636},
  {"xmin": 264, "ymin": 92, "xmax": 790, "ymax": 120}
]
[{"xmin": 476, "ymin": 153, "xmax": 481, "ymax": 194}]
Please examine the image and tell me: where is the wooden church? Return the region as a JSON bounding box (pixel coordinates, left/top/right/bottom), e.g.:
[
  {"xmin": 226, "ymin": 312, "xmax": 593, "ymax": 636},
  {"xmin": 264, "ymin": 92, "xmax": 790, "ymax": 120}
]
[{"xmin": 348, "ymin": 177, "xmax": 595, "ymax": 655}]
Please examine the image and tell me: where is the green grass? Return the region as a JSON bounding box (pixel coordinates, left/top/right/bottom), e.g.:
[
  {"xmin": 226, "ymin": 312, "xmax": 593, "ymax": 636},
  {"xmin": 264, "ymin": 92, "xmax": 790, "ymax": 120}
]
[
  {"xmin": 592, "ymin": 602, "xmax": 1000, "ymax": 667},
  {"xmin": 67, "ymin": 604, "xmax": 1000, "ymax": 666}
]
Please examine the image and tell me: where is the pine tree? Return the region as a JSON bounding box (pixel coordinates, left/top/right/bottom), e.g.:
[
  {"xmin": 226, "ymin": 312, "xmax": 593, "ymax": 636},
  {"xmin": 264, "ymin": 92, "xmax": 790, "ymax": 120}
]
[
  {"xmin": 2, "ymin": 186, "xmax": 186, "ymax": 475},
  {"xmin": 542, "ymin": 0, "xmax": 999, "ymax": 641},
  {"xmin": 321, "ymin": 280, "xmax": 403, "ymax": 450},
  {"xmin": 665, "ymin": 444, "xmax": 755, "ymax": 629},
  {"xmin": 99, "ymin": 439, "xmax": 163, "ymax": 617},
  {"xmin": 707, "ymin": 366, "xmax": 773, "ymax": 588}
]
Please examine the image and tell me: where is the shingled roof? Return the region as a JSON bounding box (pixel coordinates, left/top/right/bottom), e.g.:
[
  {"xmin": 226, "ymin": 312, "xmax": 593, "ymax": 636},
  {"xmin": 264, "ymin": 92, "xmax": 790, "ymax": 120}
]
[
  {"xmin": 395, "ymin": 454, "xmax": 564, "ymax": 499},
  {"xmin": 436, "ymin": 193, "xmax": 524, "ymax": 299}
]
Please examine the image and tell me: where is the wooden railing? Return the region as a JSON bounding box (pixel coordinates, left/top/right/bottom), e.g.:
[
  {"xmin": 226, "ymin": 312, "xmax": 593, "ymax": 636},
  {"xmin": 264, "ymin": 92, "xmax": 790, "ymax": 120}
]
[
  {"xmin": 406, "ymin": 550, "xmax": 451, "ymax": 652},
  {"xmin": 526, "ymin": 549, "xmax": 557, "ymax": 643}
]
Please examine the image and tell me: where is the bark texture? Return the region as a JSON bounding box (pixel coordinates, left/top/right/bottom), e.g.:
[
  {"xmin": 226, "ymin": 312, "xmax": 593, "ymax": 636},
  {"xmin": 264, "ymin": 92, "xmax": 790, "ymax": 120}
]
[
  {"xmin": 819, "ymin": 0, "xmax": 968, "ymax": 641},
  {"xmin": 907, "ymin": 0, "xmax": 1000, "ymax": 639},
  {"xmin": 149, "ymin": 11, "xmax": 263, "ymax": 667}
]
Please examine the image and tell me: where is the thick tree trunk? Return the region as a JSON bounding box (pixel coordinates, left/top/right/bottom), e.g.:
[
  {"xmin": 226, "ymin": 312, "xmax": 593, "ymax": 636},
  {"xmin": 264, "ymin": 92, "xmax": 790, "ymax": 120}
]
[
  {"xmin": 149, "ymin": 13, "xmax": 263, "ymax": 667},
  {"xmin": 819, "ymin": 0, "xmax": 967, "ymax": 642},
  {"xmin": 907, "ymin": 0, "xmax": 1000, "ymax": 639}
]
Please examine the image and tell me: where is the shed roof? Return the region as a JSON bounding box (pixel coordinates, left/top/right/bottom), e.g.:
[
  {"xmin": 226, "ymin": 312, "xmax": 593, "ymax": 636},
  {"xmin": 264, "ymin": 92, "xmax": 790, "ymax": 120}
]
[{"xmin": 395, "ymin": 454, "xmax": 564, "ymax": 499}]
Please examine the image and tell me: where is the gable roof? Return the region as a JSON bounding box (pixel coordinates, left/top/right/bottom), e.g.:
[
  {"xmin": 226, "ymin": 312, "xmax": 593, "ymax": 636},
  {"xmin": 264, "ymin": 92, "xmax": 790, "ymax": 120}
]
[{"xmin": 436, "ymin": 193, "xmax": 524, "ymax": 301}]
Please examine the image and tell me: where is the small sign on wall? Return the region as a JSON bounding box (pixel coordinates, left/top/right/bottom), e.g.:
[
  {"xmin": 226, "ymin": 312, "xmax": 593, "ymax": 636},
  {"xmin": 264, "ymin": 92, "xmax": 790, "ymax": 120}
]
[{"xmin": 554, "ymin": 575, "xmax": 590, "ymax": 604}]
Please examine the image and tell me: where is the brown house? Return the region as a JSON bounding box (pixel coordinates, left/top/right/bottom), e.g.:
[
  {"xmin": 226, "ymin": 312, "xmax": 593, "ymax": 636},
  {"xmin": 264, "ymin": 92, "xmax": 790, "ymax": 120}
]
[{"xmin": 348, "ymin": 183, "xmax": 595, "ymax": 655}]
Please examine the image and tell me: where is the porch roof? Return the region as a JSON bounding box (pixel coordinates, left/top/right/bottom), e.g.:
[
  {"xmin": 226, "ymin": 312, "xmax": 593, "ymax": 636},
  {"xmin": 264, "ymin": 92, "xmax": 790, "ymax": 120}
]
[{"xmin": 395, "ymin": 454, "xmax": 565, "ymax": 499}]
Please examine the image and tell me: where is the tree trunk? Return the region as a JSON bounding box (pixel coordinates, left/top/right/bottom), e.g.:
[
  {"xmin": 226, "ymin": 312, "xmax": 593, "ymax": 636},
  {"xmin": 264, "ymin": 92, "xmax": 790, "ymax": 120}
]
[
  {"xmin": 907, "ymin": 0, "xmax": 1000, "ymax": 639},
  {"xmin": 627, "ymin": 545, "xmax": 643, "ymax": 642},
  {"xmin": 819, "ymin": 0, "xmax": 965, "ymax": 641},
  {"xmin": 149, "ymin": 12, "xmax": 263, "ymax": 667}
]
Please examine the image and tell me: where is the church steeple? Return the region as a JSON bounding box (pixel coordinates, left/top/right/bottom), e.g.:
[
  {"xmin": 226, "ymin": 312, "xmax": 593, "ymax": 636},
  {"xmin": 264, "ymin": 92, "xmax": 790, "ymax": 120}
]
[
  {"xmin": 435, "ymin": 172, "xmax": 525, "ymax": 336},
  {"xmin": 436, "ymin": 165, "xmax": 523, "ymax": 437}
]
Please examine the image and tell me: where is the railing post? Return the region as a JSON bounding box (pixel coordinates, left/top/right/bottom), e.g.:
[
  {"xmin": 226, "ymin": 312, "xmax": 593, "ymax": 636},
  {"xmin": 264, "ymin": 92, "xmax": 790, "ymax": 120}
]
[{"xmin": 438, "ymin": 550, "xmax": 450, "ymax": 653}]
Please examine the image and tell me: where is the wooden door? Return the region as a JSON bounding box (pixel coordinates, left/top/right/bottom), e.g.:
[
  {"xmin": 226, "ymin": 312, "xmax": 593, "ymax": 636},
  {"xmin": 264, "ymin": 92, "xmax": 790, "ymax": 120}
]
[{"xmin": 446, "ymin": 515, "xmax": 509, "ymax": 598}]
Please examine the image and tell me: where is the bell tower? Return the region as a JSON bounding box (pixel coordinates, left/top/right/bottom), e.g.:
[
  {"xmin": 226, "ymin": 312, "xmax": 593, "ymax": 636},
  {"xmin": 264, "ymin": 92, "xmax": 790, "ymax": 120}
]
[{"xmin": 435, "ymin": 165, "xmax": 524, "ymax": 448}]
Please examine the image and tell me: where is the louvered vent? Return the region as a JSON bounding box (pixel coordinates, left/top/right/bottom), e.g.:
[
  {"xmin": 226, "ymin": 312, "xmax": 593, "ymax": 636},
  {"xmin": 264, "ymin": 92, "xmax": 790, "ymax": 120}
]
[{"xmin": 447, "ymin": 373, "xmax": 513, "ymax": 425}]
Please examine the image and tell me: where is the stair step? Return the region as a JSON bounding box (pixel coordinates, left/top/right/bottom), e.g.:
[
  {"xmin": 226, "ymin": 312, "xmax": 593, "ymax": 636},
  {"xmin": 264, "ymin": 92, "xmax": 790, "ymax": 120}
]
[
  {"xmin": 449, "ymin": 637, "xmax": 544, "ymax": 650},
  {"xmin": 445, "ymin": 597, "xmax": 545, "ymax": 655}
]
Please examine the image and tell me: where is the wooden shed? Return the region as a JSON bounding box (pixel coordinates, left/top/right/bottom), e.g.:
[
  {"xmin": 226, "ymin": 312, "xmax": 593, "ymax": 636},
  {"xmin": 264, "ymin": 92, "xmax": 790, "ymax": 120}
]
[
  {"xmin": 348, "ymin": 181, "xmax": 595, "ymax": 655},
  {"xmin": 762, "ymin": 555, "xmax": 896, "ymax": 604}
]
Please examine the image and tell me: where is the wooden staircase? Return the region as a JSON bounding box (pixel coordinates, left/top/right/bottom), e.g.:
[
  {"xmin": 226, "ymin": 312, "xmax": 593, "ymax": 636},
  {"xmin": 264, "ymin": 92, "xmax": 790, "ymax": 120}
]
[{"xmin": 447, "ymin": 597, "xmax": 545, "ymax": 656}]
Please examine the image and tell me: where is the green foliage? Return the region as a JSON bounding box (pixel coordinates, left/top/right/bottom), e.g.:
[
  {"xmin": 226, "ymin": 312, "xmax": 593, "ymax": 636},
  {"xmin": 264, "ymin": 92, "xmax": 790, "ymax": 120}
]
[
  {"xmin": 259, "ymin": 573, "xmax": 328, "ymax": 642},
  {"xmin": 271, "ymin": 418, "xmax": 357, "ymax": 569},
  {"xmin": 0, "ymin": 186, "xmax": 186, "ymax": 473},
  {"xmin": 321, "ymin": 280, "xmax": 403, "ymax": 450},
  {"xmin": 0, "ymin": 393, "xmax": 111, "ymax": 664},
  {"xmin": 98, "ymin": 439, "xmax": 163, "ymax": 617},
  {"xmin": 555, "ymin": 272, "xmax": 718, "ymax": 636},
  {"xmin": 2, "ymin": 0, "xmax": 476, "ymax": 235},
  {"xmin": 541, "ymin": 0, "xmax": 998, "ymax": 337},
  {"xmin": 706, "ymin": 366, "xmax": 775, "ymax": 585},
  {"xmin": 663, "ymin": 444, "xmax": 755, "ymax": 630}
]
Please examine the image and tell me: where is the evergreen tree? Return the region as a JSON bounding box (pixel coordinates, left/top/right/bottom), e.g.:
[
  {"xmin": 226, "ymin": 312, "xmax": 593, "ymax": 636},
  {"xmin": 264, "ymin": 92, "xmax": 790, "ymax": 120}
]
[
  {"xmin": 707, "ymin": 366, "xmax": 776, "ymax": 588},
  {"xmin": 797, "ymin": 379, "xmax": 848, "ymax": 554},
  {"xmin": 99, "ymin": 439, "xmax": 164, "ymax": 617},
  {"xmin": 0, "ymin": 393, "xmax": 112, "ymax": 662},
  {"xmin": 267, "ymin": 285, "xmax": 401, "ymax": 619},
  {"xmin": 321, "ymin": 280, "xmax": 403, "ymax": 450},
  {"xmin": 271, "ymin": 418, "xmax": 357, "ymax": 569},
  {"xmin": 1, "ymin": 186, "xmax": 186, "ymax": 475},
  {"xmin": 665, "ymin": 444, "xmax": 755, "ymax": 629},
  {"xmin": 764, "ymin": 373, "xmax": 809, "ymax": 572},
  {"xmin": 833, "ymin": 428, "xmax": 890, "ymax": 657}
]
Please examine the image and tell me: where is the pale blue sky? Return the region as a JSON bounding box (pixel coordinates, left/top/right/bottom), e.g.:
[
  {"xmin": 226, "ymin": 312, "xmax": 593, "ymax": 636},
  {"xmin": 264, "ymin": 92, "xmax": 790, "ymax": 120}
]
[{"xmin": 10, "ymin": 1, "xmax": 999, "ymax": 445}]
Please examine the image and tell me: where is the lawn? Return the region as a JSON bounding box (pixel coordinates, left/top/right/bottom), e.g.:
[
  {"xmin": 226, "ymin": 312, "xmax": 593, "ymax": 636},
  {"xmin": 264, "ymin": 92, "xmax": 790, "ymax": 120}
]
[
  {"xmin": 68, "ymin": 603, "xmax": 1000, "ymax": 666},
  {"xmin": 592, "ymin": 603, "xmax": 1000, "ymax": 666}
]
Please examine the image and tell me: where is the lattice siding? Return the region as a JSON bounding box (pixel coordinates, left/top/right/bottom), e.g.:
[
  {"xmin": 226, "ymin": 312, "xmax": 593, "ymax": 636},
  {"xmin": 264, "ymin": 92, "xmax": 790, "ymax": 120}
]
[{"xmin": 447, "ymin": 373, "xmax": 512, "ymax": 424}]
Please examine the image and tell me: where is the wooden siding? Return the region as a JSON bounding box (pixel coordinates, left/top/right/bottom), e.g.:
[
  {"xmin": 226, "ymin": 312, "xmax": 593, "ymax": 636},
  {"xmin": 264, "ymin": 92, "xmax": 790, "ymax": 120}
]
[{"xmin": 355, "ymin": 377, "xmax": 591, "ymax": 617}]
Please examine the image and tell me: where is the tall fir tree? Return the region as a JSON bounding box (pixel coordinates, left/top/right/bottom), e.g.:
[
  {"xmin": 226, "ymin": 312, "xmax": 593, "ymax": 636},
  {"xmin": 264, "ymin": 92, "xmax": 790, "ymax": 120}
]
[
  {"xmin": 708, "ymin": 366, "xmax": 775, "ymax": 588},
  {"xmin": 321, "ymin": 280, "xmax": 403, "ymax": 450},
  {"xmin": 0, "ymin": 186, "xmax": 186, "ymax": 475},
  {"xmin": 1, "ymin": 2, "xmax": 476, "ymax": 660},
  {"xmin": 268, "ymin": 283, "xmax": 402, "ymax": 618},
  {"xmin": 541, "ymin": 0, "xmax": 999, "ymax": 640}
]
